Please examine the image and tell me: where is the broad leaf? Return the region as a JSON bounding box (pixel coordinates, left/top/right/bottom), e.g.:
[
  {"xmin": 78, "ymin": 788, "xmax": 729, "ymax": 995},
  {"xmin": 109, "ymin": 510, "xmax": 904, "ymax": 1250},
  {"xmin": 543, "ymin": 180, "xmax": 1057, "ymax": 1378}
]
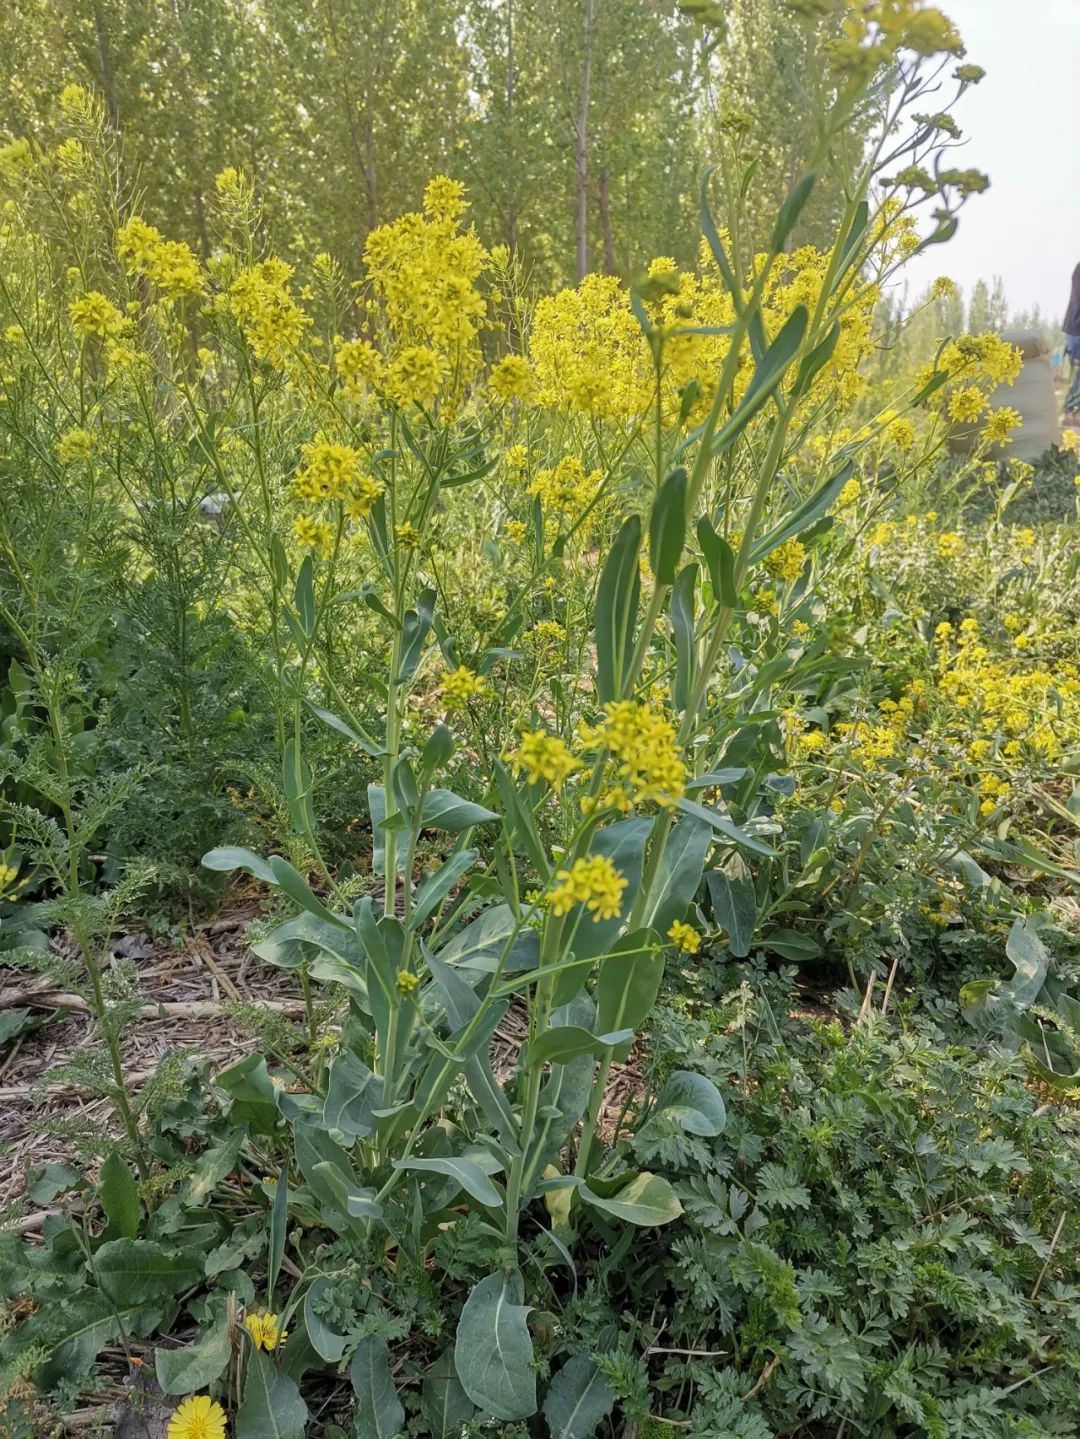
[
  {"xmin": 578, "ymin": 1172, "xmax": 682, "ymax": 1227},
  {"xmin": 420, "ymin": 790, "xmax": 499, "ymax": 833},
  {"xmin": 216, "ymin": 1053, "xmax": 280, "ymax": 1134},
  {"xmin": 201, "ymin": 846, "xmax": 276, "ymax": 885},
  {"xmin": 652, "ymin": 1070, "xmax": 726, "ymax": 1137},
  {"xmin": 155, "ymin": 1315, "xmax": 232, "ymax": 1395},
  {"xmin": 99, "ymin": 1151, "xmax": 140, "ymax": 1241},
  {"xmin": 642, "ymin": 814, "xmax": 712, "ymax": 936},
  {"xmin": 543, "ymin": 1351, "xmax": 616, "ymax": 1439},
  {"xmin": 350, "ymin": 1336, "xmax": 405, "ymax": 1439},
  {"xmin": 94, "ymin": 1239, "xmax": 202, "ymax": 1304},
  {"xmin": 706, "ymin": 858, "xmax": 757, "ymax": 957},
  {"xmin": 422, "ymin": 1349, "xmax": 475, "ymax": 1439},
  {"xmin": 1002, "ymin": 916, "xmax": 1050, "ymax": 1009},
  {"xmin": 526, "ymin": 1025, "xmax": 634, "ymax": 1068},
  {"xmin": 594, "ymin": 930, "xmax": 663, "ymax": 1063},
  {"xmin": 393, "ymin": 1156, "xmax": 501, "ymax": 1207},
  {"xmin": 236, "ymin": 1349, "xmax": 308, "ymax": 1439},
  {"xmin": 410, "ymin": 849, "xmax": 478, "ymax": 929},
  {"xmin": 304, "ymin": 1277, "xmax": 347, "ymax": 1363},
  {"xmin": 323, "ymin": 1050, "xmax": 378, "ymax": 1140},
  {"xmin": 268, "ymin": 1163, "xmax": 289, "ymax": 1300},
  {"xmin": 648, "ymin": 468, "xmax": 687, "ymax": 585},
  {"xmin": 454, "ymin": 1271, "xmax": 536, "ymax": 1420},
  {"xmin": 676, "ymin": 798, "xmax": 777, "ymax": 857},
  {"xmin": 595, "ymin": 514, "xmax": 641, "ymax": 703}
]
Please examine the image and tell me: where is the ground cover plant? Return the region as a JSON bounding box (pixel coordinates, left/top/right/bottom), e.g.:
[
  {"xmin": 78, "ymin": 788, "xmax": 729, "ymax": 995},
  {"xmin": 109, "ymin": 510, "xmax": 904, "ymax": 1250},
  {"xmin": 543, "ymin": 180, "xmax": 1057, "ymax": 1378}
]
[{"xmin": 2, "ymin": 1, "xmax": 1080, "ymax": 1435}]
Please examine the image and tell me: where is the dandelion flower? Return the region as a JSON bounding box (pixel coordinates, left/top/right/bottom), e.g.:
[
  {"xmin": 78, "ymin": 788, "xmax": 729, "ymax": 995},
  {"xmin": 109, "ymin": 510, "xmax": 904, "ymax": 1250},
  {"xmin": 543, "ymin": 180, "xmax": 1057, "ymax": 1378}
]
[
  {"xmin": 166, "ymin": 1394, "xmax": 227, "ymax": 1439},
  {"xmin": 243, "ymin": 1311, "xmax": 287, "ymax": 1351}
]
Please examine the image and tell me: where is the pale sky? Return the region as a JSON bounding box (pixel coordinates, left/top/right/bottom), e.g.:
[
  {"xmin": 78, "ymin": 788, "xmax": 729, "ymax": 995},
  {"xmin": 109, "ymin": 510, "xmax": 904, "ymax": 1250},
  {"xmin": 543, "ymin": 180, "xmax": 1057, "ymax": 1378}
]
[{"xmin": 899, "ymin": 0, "xmax": 1080, "ymax": 325}]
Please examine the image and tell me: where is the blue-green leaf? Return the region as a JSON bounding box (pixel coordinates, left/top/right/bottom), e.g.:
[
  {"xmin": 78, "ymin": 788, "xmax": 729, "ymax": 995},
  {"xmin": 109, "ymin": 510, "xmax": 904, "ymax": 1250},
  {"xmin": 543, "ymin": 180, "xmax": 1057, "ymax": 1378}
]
[{"xmin": 454, "ymin": 1272, "xmax": 536, "ymax": 1420}]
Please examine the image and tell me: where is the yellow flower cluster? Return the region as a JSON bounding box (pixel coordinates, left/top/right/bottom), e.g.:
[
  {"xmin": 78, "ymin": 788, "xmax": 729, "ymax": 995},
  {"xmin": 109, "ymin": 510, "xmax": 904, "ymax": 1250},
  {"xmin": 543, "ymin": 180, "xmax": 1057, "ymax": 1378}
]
[
  {"xmin": 831, "ymin": 1, "xmax": 963, "ymax": 83},
  {"xmin": 508, "ymin": 730, "xmax": 580, "ymax": 789},
  {"xmin": 925, "ymin": 332, "xmax": 1023, "ymax": 403},
  {"xmin": 579, "ymin": 700, "xmax": 687, "ymax": 811},
  {"xmin": 334, "ymin": 337, "xmax": 383, "ymax": 400},
  {"xmin": 117, "ymin": 217, "xmax": 204, "ymax": 299},
  {"xmin": 668, "ymin": 920, "xmax": 701, "ymax": 954},
  {"xmin": 528, "ymin": 234, "xmax": 879, "ymax": 424},
  {"xmin": 386, "ymin": 344, "xmax": 448, "ymax": 408},
  {"xmin": 488, "ymin": 353, "xmax": 536, "ymax": 402},
  {"xmin": 529, "ymin": 273, "xmax": 653, "ymax": 420},
  {"xmin": 834, "ymin": 717, "xmax": 905, "ymax": 765},
  {"xmin": 228, "ymin": 257, "xmax": 310, "ymax": 367},
  {"xmin": 55, "ymin": 428, "xmax": 95, "ymax": 463},
  {"xmin": 934, "ymin": 619, "xmax": 1080, "ymax": 776},
  {"xmin": 292, "ymin": 514, "xmax": 335, "ymax": 556},
  {"xmin": 441, "ymin": 666, "xmax": 489, "ymax": 709},
  {"xmin": 529, "ymin": 456, "xmax": 599, "ymax": 516},
  {"xmin": 362, "ymin": 176, "xmax": 488, "ymax": 402},
  {"xmin": 946, "ymin": 385, "xmax": 987, "ymax": 424},
  {"xmin": 764, "ymin": 538, "xmax": 807, "ymax": 584},
  {"xmin": 293, "ymin": 438, "xmax": 361, "ymax": 503},
  {"xmin": 549, "ymin": 854, "xmax": 627, "ymax": 922},
  {"xmin": 69, "ymin": 290, "xmax": 127, "ymax": 340},
  {"xmin": 982, "ymin": 406, "xmax": 1022, "ymax": 445}
]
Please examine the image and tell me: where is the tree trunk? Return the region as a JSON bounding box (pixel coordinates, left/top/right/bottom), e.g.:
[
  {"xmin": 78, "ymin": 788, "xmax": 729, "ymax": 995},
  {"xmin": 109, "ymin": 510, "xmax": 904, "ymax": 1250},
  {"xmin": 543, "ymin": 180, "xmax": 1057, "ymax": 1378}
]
[
  {"xmin": 597, "ymin": 168, "xmax": 615, "ymax": 274},
  {"xmin": 575, "ymin": 0, "xmax": 595, "ymax": 282},
  {"xmin": 506, "ymin": 0, "xmax": 517, "ymax": 252},
  {"xmin": 322, "ymin": 0, "xmax": 378, "ymax": 239},
  {"xmin": 91, "ymin": 0, "xmax": 120, "ymax": 129}
]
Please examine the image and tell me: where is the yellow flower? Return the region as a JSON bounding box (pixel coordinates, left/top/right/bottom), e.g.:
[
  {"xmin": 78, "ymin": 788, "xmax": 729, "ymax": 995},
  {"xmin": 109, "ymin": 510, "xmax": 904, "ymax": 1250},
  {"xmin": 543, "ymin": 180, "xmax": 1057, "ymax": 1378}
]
[
  {"xmin": 946, "ymin": 385, "xmax": 987, "ymax": 423},
  {"xmin": 578, "ymin": 700, "xmax": 686, "ymax": 810},
  {"xmin": 530, "ymin": 456, "xmax": 597, "ymax": 515},
  {"xmin": 386, "ymin": 345, "xmax": 447, "ymax": 407},
  {"xmin": 363, "ymin": 181, "xmax": 487, "ymax": 387},
  {"xmin": 166, "ymin": 1394, "xmax": 227, "ymax": 1439},
  {"xmin": 244, "ymin": 1311, "xmax": 287, "ymax": 1351},
  {"xmin": 488, "ymin": 354, "xmax": 536, "ymax": 402},
  {"xmin": 229, "ymin": 258, "xmax": 310, "ymax": 366},
  {"xmin": 838, "ymin": 478, "xmax": 861, "ymax": 507},
  {"xmin": 931, "ymin": 275, "xmax": 957, "ymax": 299},
  {"xmin": 981, "ymin": 406, "xmax": 1022, "ymax": 445},
  {"xmin": 936, "ymin": 531, "xmax": 964, "ymax": 559},
  {"xmin": 668, "ymin": 920, "xmax": 701, "ymax": 955},
  {"xmin": 441, "ymin": 666, "xmax": 488, "ymax": 708},
  {"xmin": 1061, "ymin": 428, "xmax": 1079, "ymax": 455},
  {"xmin": 0, "ymin": 861, "xmax": 20, "ymax": 895},
  {"xmin": 504, "ymin": 444, "xmax": 529, "ymax": 472},
  {"xmin": 335, "ymin": 337, "xmax": 384, "ymax": 395},
  {"xmin": 69, "ymin": 291, "xmax": 127, "ymax": 340},
  {"xmin": 763, "ymin": 538, "xmax": 806, "ymax": 584},
  {"xmin": 55, "ymin": 428, "xmax": 95, "ymax": 464},
  {"xmin": 508, "ymin": 730, "xmax": 580, "ymax": 789},
  {"xmin": 526, "ymin": 619, "xmax": 566, "ymax": 653},
  {"xmin": 345, "ymin": 475, "xmax": 384, "ymax": 521},
  {"xmin": 549, "ymin": 855, "xmax": 627, "ymax": 922},
  {"xmin": 395, "ymin": 969, "xmax": 420, "ymax": 996},
  {"xmin": 394, "ymin": 521, "xmax": 420, "ymax": 549},
  {"xmin": 292, "ymin": 515, "xmax": 334, "ymax": 556},
  {"xmin": 886, "ymin": 416, "xmax": 915, "ymax": 450},
  {"xmin": 423, "ymin": 174, "xmax": 468, "ymax": 221},
  {"xmin": 118, "ymin": 216, "xmax": 203, "ymax": 299},
  {"xmin": 292, "ymin": 438, "xmax": 361, "ymax": 504}
]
